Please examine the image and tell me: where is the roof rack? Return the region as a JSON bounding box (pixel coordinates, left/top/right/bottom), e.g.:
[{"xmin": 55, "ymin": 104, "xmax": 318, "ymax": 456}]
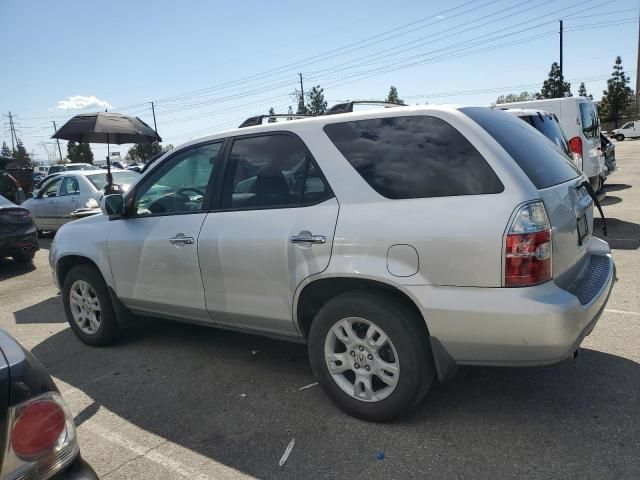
[
  {"xmin": 238, "ymin": 114, "xmax": 312, "ymax": 128},
  {"xmin": 325, "ymin": 100, "xmax": 408, "ymax": 115}
]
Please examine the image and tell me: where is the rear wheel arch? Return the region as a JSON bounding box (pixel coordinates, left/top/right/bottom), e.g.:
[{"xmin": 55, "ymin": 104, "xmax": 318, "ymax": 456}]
[{"xmin": 296, "ymin": 277, "xmax": 429, "ymax": 340}]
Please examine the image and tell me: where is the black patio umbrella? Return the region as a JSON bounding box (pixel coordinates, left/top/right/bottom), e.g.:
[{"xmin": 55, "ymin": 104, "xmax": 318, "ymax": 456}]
[{"xmin": 52, "ymin": 112, "xmax": 161, "ymax": 191}]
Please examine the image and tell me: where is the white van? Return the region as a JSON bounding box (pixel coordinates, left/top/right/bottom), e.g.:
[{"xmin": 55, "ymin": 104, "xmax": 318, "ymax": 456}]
[
  {"xmin": 497, "ymin": 97, "xmax": 606, "ymax": 198},
  {"xmin": 611, "ymin": 120, "xmax": 640, "ymax": 140}
]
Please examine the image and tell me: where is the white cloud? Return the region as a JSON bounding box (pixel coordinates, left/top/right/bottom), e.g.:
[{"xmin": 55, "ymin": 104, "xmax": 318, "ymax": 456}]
[
  {"xmin": 55, "ymin": 95, "xmax": 112, "ymax": 111},
  {"xmin": 437, "ymin": 15, "xmax": 445, "ymax": 19}
]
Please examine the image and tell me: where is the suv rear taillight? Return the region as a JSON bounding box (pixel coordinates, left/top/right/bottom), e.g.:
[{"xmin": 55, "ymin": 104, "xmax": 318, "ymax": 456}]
[
  {"xmin": 568, "ymin": 136, "xmax": 583, "ymax": 168},
  {"xmin": 1, "ymin": 392, "xmax": 78, "ymax": 480},
  {"xmin": 504, "ymin": 201, "xmax": 552, "ymax": 287}
]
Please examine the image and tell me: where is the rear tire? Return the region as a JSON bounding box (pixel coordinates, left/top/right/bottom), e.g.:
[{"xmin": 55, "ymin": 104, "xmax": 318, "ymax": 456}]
[
  {"xmin": 62, "ymin": 264, "xmax": 121, "ymax": 346},
  {"xmin": 308, "ymin": 291, "xmax": 434, "ymax": 422},
  {"xmin": 615, "ymin": 134, "xmax": 624, "ymax": 141},
  {"xmin": 12, "ymin": 251, "xmax": 35, "ymax": 263}
]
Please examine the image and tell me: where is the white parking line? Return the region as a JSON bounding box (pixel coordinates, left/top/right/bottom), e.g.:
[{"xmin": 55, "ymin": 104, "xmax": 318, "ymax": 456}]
[{"xmin": 604, "ymin": 309, "xmax": 640, "ymax": 316}]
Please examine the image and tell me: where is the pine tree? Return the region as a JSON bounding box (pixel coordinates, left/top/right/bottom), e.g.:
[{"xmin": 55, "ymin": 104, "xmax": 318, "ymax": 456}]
[
  {"xmin": 386, "ymin": 86, "xmax": 403, "ymax": 104},
  {"xmin": 11, "ymin": 139, "xmax": 31, "ymax": 167},
  {"xmin": 1, "ymin": 141, "xmax": 11, "ymax": 158},
  {"xmin": 67, "ymin": 141, "xmax": 78, "ymax": 161},
  {"xmin": 578, "ymin": 82, "xmax": 588, "ymax": 97},
  {"xmin": 306, "ymin": 85, "xmax": 327, "ymax": 116},
  {"xmin": 268, "ymin": 107, "xmax": 276, "ymax": 123},
  {"xmin": 601, "ymin": 56, "xmax": 634, "ymax": 128},
  {"xmin": 76, "ymin": 142, "xmax": 94, "ymax": 164},
  {"xmin": 539, "ymin": 62, "xmax": 571, "ymax": 99}
]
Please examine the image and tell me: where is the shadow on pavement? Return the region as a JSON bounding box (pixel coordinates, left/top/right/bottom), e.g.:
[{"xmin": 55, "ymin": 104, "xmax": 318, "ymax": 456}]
[
  {"xmin": 31, "ymin": 320, "xmax": 640, "ymax": 479},
  {"xmin": 595, "ymin": 218, "xmax": 640, "ymax": 250},
  {"xmin": 0, "ymin": 258, "xmax": 36, "ymax": 281},
  {"xmin": 13, "ymin": 295, "xmax": 66, "ymax": 324},
  {"xmin": 601, "ymin": 195, "xmax": 622, "ymax": 206},
  {"xmin": 605, "ymin": 183, "xmax": 632, "ymax": 192}
]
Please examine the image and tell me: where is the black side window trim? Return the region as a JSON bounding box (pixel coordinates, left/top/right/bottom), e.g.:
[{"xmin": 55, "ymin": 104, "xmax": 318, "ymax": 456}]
[
  {"xmin": 125, "ymin": 139, "xmax": 226, "ymax": 219},
  {"xmin": 215, "ymin": 130, "xmax": 334, "ymax": 212}
]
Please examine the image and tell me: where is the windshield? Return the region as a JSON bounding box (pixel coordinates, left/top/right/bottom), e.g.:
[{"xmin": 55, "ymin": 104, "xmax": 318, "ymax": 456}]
[
  {"xmin": 67, "ymin": 164, "xmax": 98, "ymax": 171},
  {"xmin": 86, "ymin": 171, "xmax": 140, "ymax": 191},
  {"xmin": 519, "ymin": 114, "xmax": 571, "ymax": 156}
]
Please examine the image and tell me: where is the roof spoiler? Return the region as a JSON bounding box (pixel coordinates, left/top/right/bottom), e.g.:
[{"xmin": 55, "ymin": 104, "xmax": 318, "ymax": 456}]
[
  {"xmin": 325, "ymin": 100, "xmax": 408, "ymax": 115},
  {"xmin": 238, "ymin": 114, "xmax": 312, "ymax": 128}
]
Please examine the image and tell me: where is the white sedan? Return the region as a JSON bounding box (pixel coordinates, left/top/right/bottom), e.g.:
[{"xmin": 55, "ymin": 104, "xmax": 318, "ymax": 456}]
[{"xmin": 22, "ymin": 170, "xmax": 140, "ymax": 232}]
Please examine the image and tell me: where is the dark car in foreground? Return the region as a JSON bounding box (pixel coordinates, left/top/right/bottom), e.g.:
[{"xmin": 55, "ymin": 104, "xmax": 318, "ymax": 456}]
[
  {"xmin": 601, "ymin": 133, "xmax": 616, "ymax": 175},
  {"xmin": 0, "ymin": 195, "xmax": 38, "ymax": 263},
  {"xmin": 0, "ymin": 329, "xmax": 97, "ymax": 479}
]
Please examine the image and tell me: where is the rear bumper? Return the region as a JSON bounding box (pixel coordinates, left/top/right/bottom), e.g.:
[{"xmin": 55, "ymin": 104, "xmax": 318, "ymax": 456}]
[
  {"xmin": 0, "ymin": 226, "xmax": 39, "ymax": 257},
  {"xmin": 406, "ymin": 237, "xmax": 614, "ymax": 367},
  {"xmin": 55, "ymin": 455, "xmax": 98, "ymax": 480}
]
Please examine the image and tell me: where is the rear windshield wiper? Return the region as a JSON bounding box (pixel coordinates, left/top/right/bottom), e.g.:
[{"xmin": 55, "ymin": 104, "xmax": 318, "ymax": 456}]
[{"xmin": 579, "ymin": 180, "xmax": 607, "ymax": 236}]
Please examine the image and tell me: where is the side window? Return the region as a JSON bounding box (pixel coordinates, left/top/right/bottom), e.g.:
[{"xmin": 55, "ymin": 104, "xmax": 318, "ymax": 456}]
[
  {"xmin": 324, "ymin": 115, "xmax": 503, "ymax": 199},
  {"xmin": 222, "ymin": 134, "xmax": 331, "ymax": 209},
  {"xmin": 579, "ymin": 103, "xmax": 597, "ymax": 138},
  {"xmin": 621, "ymin": 122, "xmax": 633, "ymax": 129},
  {"xmin": 40, "ymin": 178, "xmax": 63, "ymax": 198},
  {"xmin": 133, "ymin": 142, "xmax": 222, "ymax": 216},
  {"xmin": 60, "ymin": 177, "xmax": 80, "ymax": 196}
]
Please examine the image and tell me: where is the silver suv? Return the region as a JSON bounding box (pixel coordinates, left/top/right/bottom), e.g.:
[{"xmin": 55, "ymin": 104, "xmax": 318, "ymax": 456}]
[{"xmin": 50, "ymin": 106, "xmax": 614, "ymax": 421}]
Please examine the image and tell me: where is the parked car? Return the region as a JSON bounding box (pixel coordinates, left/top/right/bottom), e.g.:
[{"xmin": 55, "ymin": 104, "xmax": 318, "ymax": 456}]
[
  {"xmin": 610, "ymin": 119, "xmax": 640, "ymax": 141},
  {"xmin": 0, "ymin": 171, "xmax": 25, "ymax": 205},
  {"xmin": 497, "ymin": 97, "xmax": 607, "ymax": 200},
  {"xmin": 601, "ymin": 133, "xmax": 616, "ymax": 175},
  {"xmin": 0, "ymin": 327, "xmax": 97, "ymax": 478},
  {"xmin": 22, "ymin": 170, "xmax": 140, "ymax": 233},
  {"xmin": 0, "ymin": 195, "xmax": 38, "ymax": 263},
  {"xmin": 50, "ymin": 106, "xmax": 614, "ymax": 421},
  {"xmin": 48, "ymin": 163, "xmax": 99, "ymax": 175}
]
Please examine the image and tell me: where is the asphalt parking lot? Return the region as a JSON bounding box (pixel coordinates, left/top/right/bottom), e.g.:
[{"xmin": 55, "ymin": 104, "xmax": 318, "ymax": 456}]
[{"xmin": 1, "ymin": 142, "xmax": 639, "ymax": 480}]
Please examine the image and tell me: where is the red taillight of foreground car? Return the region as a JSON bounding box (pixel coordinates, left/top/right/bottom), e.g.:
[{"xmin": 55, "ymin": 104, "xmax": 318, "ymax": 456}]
[
  {"xmin": 504, "ymin": 201, "xmax": 552, "ymax": 287},
  {"xmin": 11, "ymin": 400, "xmax": 66, "ymax": 459},
  {"xmin": 568, "ymin": 136, "xmax": 583, "ymax": 164}
]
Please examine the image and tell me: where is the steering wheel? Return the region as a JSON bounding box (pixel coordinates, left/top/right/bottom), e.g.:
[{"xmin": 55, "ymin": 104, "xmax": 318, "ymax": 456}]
[{"xmin": 177, "ymin": 187, "xmax": 205, "ymax": 198}]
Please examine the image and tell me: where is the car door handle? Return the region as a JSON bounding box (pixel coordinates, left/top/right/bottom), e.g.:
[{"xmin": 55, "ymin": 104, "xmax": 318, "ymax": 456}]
[
  {"xmin": 290, "ymin": 233, "xmax": 326, "ymax": 244},
  {"xmin": 169, "ymin": 234, "xmax": 195, "ymax": 245}
]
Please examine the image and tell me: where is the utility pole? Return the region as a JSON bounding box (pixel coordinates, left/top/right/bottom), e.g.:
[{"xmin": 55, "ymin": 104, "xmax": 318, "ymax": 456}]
[
  {"xmin": 559, "ymin": 20, "xmax": 564, "ymax": 94},
  {"xmin": 7, "ymin": 112, "xmax": 16, "ymax": 151},
  {"xmin": 298, "ymin": 73, "xmax": 305, "ymax": 100},
  {"xmin": 52, "ymin": 121, "xmax": 63, "ymax": 162},
  {"xmin": 150, "ymin": 101, "xmax": 158, "ymax": 135}
]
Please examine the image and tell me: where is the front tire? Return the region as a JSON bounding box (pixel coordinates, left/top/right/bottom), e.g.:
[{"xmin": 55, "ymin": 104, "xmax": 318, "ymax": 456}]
[
  {"xmin": 615, "ymin": 134, "xmax": 624, "ymax": 141},
  {"xmin": 308, "ymin": 291, "xmax": 434, "ymax": 422},
  {"xmin": 62, "ymin": 264, "xmax": 121, "ymax": 346}
]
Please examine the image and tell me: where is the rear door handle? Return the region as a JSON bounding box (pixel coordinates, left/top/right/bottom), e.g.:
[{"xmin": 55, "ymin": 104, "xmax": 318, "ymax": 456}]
[
  {"xmin": 169, "ymin": 233, "xmax": 195, "ymax": 245},
  {"xmin": 290, "ymin": 232, "xmax": 326, "ymax": 244}
]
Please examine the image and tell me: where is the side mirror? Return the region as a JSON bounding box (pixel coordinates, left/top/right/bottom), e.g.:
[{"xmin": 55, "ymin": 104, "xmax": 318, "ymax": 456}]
[{"xmin": 101, "ymin": 194, "xmax": 124, "ymax": 218}]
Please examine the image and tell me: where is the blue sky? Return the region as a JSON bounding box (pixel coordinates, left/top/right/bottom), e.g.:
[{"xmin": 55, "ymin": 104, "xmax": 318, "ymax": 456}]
[{"xmin": 1, "ymin": 0, "xmax": 638, "ymax": 162}]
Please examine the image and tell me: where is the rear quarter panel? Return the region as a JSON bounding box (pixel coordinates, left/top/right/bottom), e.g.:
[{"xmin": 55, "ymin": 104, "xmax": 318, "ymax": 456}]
[{"xmin": 299, "ymin": 108, "xmax": 536, "ymax": 287}]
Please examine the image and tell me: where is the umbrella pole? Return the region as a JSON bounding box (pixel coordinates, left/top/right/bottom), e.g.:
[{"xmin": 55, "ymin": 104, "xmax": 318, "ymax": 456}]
[{"xmin": 106, "ymin": 133, "xmax": 113, "ymax": 193}]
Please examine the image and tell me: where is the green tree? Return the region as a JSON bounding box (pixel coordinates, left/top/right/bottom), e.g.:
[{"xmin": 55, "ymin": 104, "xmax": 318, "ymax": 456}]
[
  {"xmin": 66, "ymin": 141, "xmax": 78, "ymax": 161},
  {"xmin": 1, "ymin": 141, "xmax": 11, "ymax": 157},
  {"xmin": 268, "ymin": 107, "xmax": 277, "ymax": 123},
  {"xmin": 386, "ymin": 86, "xmax": 403, "ymax": 104},
  {"xmin": 496, "ymin": 91, "xmax": 538, "ymax": 104},
  {"xmin": 306, "ymin": 85, "xmax": 327, "ymax": 115},
  {"xmin": 127, "ymin": 141, "xmax": 164, "ymax": 162},
  {"xmin": 578, "ymin": 82, "xmax": 587, "ymax": 97},
  {"xmin": 77, "ymin": 143, "xmax": 94, "ymax": 164},
  {"xmin": 11, "ymin": 139, "xmax": 31, "ymax": 167},
  {"xmin": 539, "ymin": 62, "xmax": 571, "ymax": 99},
  {"xmin": 601, "ymin": 56, "xmax": 634, "ymax": 128}
]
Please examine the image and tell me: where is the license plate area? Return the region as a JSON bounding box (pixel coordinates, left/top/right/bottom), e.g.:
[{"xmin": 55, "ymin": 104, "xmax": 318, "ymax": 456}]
[{"xmin": 577, "ymin": 215, "xmax": 589, "ymax": 246}]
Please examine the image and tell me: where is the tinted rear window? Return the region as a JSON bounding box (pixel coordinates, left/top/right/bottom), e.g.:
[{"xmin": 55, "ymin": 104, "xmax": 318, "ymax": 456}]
[
  {"xmin": 518, "ymin": 114, "xmax": 570, "ymax": 156},
  {"xmin": 461, "ymin": 107, "xmax": 581, "ymax": 189},
  {"xmin": 323, "ymin": 115, "xmax": 503, "ymax": 199}
]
